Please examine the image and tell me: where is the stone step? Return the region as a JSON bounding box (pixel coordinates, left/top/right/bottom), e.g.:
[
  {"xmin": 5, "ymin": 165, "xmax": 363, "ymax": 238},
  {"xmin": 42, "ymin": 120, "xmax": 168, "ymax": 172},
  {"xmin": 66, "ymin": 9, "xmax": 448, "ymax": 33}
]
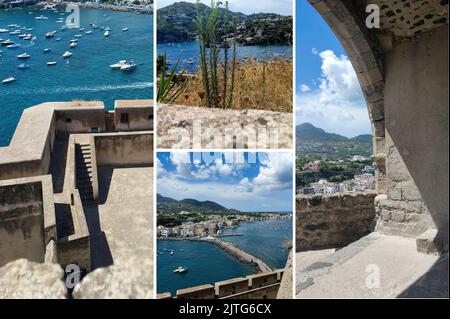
[{"xmin": 416, "ymin": 228, "xmax": 449, "ymax": 255}]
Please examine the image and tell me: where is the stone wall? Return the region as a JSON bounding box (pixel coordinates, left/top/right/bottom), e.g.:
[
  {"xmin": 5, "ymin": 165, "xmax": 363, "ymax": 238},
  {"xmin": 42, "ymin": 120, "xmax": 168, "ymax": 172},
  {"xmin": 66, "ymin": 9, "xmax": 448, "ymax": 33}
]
[
  {"xmin": 0, "ymin": 179, "xmax": 46, "ymax": 267},
  {"xmin": 157, "ymin": 104, "xmax": 292, "ymax": 149},
  {"xmin": 377, "ymin": 25, "xmax": 449, "ymax": 237},
  {"xmin": 158, "ymin": 270, "xmax": 283, "ymax": 299},
  {"xmin": 94, "ymin": 132, "xmax": 153, "ymax": 167},
  {"xmin": 296, "ymin": 193, "xmax": 377, "ymax": 251}
]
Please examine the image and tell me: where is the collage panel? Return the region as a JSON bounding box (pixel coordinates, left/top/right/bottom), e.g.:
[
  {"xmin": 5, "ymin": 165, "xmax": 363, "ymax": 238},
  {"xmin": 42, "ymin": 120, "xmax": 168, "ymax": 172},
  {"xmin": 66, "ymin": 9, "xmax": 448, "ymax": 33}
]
[
  {"xmin": 0, "ymin": 2, "xmax": 154, "ymax": 298},
  {"xmin": 156, "ymin": 152, "xmax": 293, "ymax": 299},
  {"xmin": 156, "ymin": 0, "xmax": 293, "ymax": 149},
  {"xmin": 295, "ymin": 0, "xmax": 448, "ymax": 299}
]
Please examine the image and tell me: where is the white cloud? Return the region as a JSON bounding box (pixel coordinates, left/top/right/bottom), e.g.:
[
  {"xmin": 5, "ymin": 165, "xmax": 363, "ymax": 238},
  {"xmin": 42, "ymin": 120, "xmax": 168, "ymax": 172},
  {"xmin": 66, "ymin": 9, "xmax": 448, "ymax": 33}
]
[
  {"xmin": 253, "ymin": 153, "xmax": 292, "ymax": 191},
  {"xmin": 300, "ymin": 84, "xmax": 311, "ymax": 93},
  {"xmin": 296, "ymin": 50, "xmax": 371, "ymax": 137},
  {"xmin": 157, "ymin": 0, "xmax": 292, "ymax": 15},
  {"xmin": 170, "ymin": 152, "xmax": 193, "ymax": 179}
]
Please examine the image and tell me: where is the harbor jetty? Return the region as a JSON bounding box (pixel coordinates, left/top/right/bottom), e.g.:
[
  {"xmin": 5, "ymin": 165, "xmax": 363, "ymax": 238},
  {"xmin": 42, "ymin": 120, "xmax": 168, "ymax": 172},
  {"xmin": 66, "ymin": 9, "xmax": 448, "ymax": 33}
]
[{"xmin": 204, "ymin": 237, "xmax": 272, "ymax": 273}]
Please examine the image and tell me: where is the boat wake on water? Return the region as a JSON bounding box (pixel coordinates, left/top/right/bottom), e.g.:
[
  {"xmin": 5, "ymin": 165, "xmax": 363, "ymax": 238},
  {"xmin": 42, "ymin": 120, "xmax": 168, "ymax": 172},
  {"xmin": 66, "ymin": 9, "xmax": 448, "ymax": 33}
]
[{"xmin": 1, "ymin": 82, "xmax": 153, "ymax": 95}]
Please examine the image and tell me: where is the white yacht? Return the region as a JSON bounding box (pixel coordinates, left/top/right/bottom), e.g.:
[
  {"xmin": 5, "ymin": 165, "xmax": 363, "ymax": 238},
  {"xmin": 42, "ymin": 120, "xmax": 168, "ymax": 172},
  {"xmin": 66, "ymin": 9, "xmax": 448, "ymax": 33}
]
[
  {"xmin": 74, "ymin": 34, "xmax": 83, "ymax": 38},
  {"xmin": 47, "ymin": 61, "xmax": 57, "ymax": 66},
  {"xmin": 45, "ymin": 31, "xmax": 56, "ymax": 38},
  {"xmin": 44, "ymin": 48, "xmax": 52, "ymax": 53},
  {"xmin": 17, "ymin": 53, "xmax": 30, "ymax": 59},
  {"xmin": 2, "ymin": 76, "xmax": 16, "ymax": 84},
  {"xmin": 7, "ymin": 43, "xmax": 20, "ymax": 49},
  {"xmin": 85, "ymin": 30, "xmax": 92, "ymax": 35},
  {"xmin": 70, "ymin": 42, "xmax": 77, "ymax": 48},
  {"xmin": 110, "ymin": 60, "xmax": 127, "ymax": 69},
  {"xmin": 122, "ymin": 27, "xmax": 128, "ymax": 32},
  {"xmin": 1, "ymin": 39, "xmax": 14, "ymax": 46},
  {"xmin": 0, "ymin": 28, "xmax": 9, "ymax": 33},
  {"xmin": 35, "ymin": 15, "xmax": 48, "ymax": 20},
  {"xmin": 17, "ymin": 63, "xmax": 29, "ymax": 69},
  {"xmin": 62, "ymin": 51, "xmax": 72, "ymax": 58},
  {"xmin": 104, "ymin": 30, "xmax": 110, "ymax": 37},
  {"xmin": 173, "ymin": 266, "xmax": 188, "ymax": 273}
]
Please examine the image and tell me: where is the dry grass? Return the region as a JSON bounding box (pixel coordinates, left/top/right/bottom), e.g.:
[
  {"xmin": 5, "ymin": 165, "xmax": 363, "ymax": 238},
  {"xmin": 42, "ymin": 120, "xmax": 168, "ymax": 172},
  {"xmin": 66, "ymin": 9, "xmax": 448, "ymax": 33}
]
[{"xmin": 174, "ymin": 58, "xmax": 293, "ymax": 113}]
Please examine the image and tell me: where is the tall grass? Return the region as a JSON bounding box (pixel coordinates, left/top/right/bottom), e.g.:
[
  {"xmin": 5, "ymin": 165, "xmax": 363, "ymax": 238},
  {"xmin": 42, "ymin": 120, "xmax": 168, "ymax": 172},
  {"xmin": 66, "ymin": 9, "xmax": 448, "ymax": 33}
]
[
  {"xmin": 175, "ymin": 58, "xmax": 293, "ymax": 113},
  {"xmin": 195, "ymin": 0, "xmax": 237, "ymax": 109}
]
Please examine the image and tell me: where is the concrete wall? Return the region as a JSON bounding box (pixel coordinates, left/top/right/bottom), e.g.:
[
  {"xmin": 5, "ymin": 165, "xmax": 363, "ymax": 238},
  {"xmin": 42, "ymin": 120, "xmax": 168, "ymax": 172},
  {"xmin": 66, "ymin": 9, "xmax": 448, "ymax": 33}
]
[
  {"xmin": 94, "ymin": 132, "xmax": 153, "ymax": 167},
  {"xmin": 296, "ymin": 193, "xmax": 377, "ymax": 251},
  {"xmin": 57, "ymin": 189, "xmax": 91, "ymax": 273},
  {"xmin": 377, "ymin": 26, "xmax": 449, "ymax": 237},
  {"xmin": 0, "ymin": 102, "xmax": 104, "ymax": 181},
  {"xmin": 114, "ymin": 100, "xmax": 153, "ymax": 132},
  {"xmin": 0, "ymin": 179, "xmax": 46, "ymax": 267},
  {"xmin": 162, "ymin": 270, "xmax": 283, "ymax": 299},
  {"xmin": 55, "ymin": 108, "xmax": 106, "ymax": 133}
]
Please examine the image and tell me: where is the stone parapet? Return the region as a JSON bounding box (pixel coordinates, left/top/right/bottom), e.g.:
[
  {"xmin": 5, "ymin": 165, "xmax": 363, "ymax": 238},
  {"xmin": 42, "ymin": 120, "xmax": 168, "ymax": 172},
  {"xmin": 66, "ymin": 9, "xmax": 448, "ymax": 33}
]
[{"xmin": 296, "ymin": 192, "xmax": 377, "ymax": 251}]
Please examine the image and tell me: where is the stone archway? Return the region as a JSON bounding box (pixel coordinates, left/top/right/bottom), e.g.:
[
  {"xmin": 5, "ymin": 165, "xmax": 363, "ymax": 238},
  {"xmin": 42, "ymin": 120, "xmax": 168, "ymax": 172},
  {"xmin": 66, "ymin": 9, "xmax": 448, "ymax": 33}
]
[{"xmin": 307, "ymin": 0, "xmax": 449, "ymax": 241}]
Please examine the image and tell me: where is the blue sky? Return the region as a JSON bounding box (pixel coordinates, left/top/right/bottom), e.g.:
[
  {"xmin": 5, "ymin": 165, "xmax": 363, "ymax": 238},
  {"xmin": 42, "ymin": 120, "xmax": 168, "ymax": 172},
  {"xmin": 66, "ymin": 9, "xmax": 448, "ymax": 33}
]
[
  {"xmin": 296, "ymin": 0, "xmax": 371, "ymax": 137},
  {"xmin": 157, "ymin": 152, "xmax": 293, "ymax": 212},
  {"xmin": 158, "ymin": 0, "xmax": 293, "ymax": 16}
]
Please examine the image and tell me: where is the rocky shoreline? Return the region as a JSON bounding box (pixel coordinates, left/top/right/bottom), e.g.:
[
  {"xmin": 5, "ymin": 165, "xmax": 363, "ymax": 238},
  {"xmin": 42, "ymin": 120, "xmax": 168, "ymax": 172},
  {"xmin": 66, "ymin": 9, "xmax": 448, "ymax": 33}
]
[
  {"xmin": 158, "ymin": 236, "xmax": 273, "ymax": 273},
  {"xmin": 63, "ymin": 2, "xmax": 153, "ymax": 14}
]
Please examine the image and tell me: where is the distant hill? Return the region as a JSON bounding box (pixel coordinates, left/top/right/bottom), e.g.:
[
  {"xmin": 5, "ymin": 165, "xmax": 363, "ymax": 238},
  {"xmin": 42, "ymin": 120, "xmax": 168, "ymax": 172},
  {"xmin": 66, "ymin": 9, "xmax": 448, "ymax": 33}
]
[
  {"xmin": 157, "ymin": 1, "xmax": 292, "ymax": 44},
  {"xmin": 157, "ymin": 194, "xmax": 239, "ymax": 214},
  {"xmin": 296, "ymin": 123, "xmax": 372, "ymax": 159}
]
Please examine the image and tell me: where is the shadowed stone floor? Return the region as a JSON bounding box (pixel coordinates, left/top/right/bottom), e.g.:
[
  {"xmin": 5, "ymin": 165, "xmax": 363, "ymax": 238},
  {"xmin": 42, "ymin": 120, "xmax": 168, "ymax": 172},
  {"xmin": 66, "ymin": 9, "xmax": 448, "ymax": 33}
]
[
  {"xmin": 84, "ymin": 166, "xmax": 153, "ymax": 270},
  {"xmin": 296, "ymin": 233, "xmax": 448, "ymax": 298}
]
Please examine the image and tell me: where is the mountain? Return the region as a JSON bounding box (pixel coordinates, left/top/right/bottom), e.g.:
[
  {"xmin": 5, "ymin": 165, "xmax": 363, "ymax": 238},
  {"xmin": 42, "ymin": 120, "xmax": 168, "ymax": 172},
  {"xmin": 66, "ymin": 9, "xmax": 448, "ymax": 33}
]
[
  {"xmin": 157, "ymin": 194, "xmax": 239, "ymax": 214},
  {"xmin": 157, "ymin": 1, "xmax": 292, "ymax": 44},
  {"xmin": 296, "ymin": 123, "xmax": 372, "ymax": 159}
]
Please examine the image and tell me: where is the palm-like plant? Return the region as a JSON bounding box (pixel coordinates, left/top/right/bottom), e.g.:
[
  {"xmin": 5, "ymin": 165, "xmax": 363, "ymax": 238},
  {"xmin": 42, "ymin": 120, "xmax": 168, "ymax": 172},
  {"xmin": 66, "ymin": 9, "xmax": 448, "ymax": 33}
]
[{"xmin": 157, "ymin": 52, "xmax": 189, "ymax": 104}]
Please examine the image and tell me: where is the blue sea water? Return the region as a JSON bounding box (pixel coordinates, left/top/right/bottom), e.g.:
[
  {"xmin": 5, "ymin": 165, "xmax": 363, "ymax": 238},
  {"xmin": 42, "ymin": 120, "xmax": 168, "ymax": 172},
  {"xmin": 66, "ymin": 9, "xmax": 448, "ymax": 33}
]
[
  {"xmin": 0, "ymin": 7, "xmax": 153, "ymax": 146},
  {"xmin": 158, "ymin": 40, "xmax": 293, "ymax": 73},
  {"xmin": 157, "ymin": 240, "xmax": 254, "ymax": 296},
  {"xmin": 157, "ymin": 217, "xmax": 292, "ymax": 296}
]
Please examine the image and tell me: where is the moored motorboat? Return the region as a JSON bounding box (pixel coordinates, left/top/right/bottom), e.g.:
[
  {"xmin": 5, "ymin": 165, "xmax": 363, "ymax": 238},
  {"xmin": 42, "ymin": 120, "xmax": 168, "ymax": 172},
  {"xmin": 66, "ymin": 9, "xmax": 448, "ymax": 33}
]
[
  {"xmin": 6, "ymin": 43, "xmax": 20, "ymax": 49},
  {"xmin": 85, "ymin": 30, "xmax": 92, "ymax": 34},
  {"xmin": 47, "ymin": 61, "xmax": 57, "ymax": 66},
  {"xmin": 17, "ymin": 52, "xmax": 30, "ymax": 59},
  {"xmin": 122, "ymin": 27, "xmax": 128, "ymax": 32},
  {"xmin": 2, "ymin": 76, "xmax": 16, "ymax": 84},
  {"xmin": 17, "ymin": 63, "xmax": 29, "ymax": 69},
  {"xmin": 104, "ymin": 30, "xmax": 110, "ymax": 37},
  {"xmin": 1, "ymin": 39, "xmax": 14, "ymax": 46},
  {"xmin": 173, "ymin": 266, "xmax": 188, "ymax": 273},
  {"xmin": 44, "ymin": 48, "xmax": 52, "ymax": 52},
  {"xmin": 110, "ymin": 60, "xmax": 127, "ymax": 69},
  {"xmin": 70, "ymin": 41, "xmax": 77, "ymax": 48},
  {"xmin": 62, "ymin": 51, "xmax": 72, "ymax": 58}
]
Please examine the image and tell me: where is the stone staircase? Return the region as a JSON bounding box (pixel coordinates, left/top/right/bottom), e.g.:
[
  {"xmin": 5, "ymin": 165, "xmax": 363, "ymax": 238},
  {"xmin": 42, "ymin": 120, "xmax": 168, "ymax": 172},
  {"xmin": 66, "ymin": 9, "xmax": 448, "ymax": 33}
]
[{"xmin": 75, "ymin": 143, "xmax": 94, "ymax": 204}]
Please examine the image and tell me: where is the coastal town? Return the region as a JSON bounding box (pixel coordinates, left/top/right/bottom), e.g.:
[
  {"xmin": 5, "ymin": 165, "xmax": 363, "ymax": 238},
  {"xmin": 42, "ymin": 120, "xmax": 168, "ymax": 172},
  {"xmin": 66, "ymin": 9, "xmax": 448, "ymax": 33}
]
[
  {"xmin": 296, "ymin": 155, "xmax": 375, "ymax": 196},
  {"xmin": 157, "ymin": 211, "xmax": 290, "ymax": 239}
]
